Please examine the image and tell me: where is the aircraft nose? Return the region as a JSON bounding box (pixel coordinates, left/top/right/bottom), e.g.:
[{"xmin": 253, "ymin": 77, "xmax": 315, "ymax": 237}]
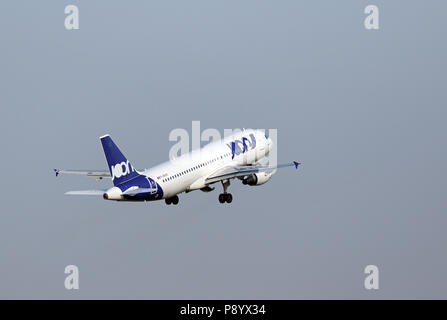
[{"xmin": 103, "ymin": 193, "xmax": 109, "ymax": 200}]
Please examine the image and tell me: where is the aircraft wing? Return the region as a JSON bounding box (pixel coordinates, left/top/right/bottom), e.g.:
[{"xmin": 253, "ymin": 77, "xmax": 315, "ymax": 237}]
[
  {"xmin": 205, "ymin": 161, "xmax": 300, "ymax": 184},
  {"xmin": 64, "ymin": 188, "xmax": 157, "ymax": 196},
  {"xmin": 65, "ymin": 189, "xmax": 107, "ymax": 195},
  {"xmin": 54, "ymin": 169, "xmax": 111, "ymax": 178}
]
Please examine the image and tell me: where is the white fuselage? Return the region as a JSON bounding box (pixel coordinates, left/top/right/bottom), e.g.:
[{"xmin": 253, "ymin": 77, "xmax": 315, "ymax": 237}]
[{"xmin": 142, "ymin": 129, "xmax": 272, "ymax": 199}]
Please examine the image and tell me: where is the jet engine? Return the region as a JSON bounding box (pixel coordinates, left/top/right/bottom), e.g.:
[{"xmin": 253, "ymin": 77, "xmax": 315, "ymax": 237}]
[
  {"xmin": 103, "ymin": 187, "xmax": 123, "ymax": 200},
  {"xmin": 242, "ymin": 172, "xmax": 273, "ymax": 186}
]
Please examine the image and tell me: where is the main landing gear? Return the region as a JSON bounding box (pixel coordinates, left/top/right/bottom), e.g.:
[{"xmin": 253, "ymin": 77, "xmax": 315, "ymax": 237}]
[
  {"xmin": 165, "ymin": 195, "xmax": 179, "ymax": 205},
  {"xmin": 219, "ymin": 193, "xmax": 232, "ymax": 203},
  {"xmin": 218, "ymin": 179, "xmax": 233, "ymax": 204}
]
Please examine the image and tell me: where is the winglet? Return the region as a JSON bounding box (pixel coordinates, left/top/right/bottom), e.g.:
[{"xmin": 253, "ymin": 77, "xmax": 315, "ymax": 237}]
[
  {"xmin": 54, "ymin": 169, "xmax": 59, "ymax": 177},
  {"xmin": 293, "ymin": 161, "xmax": 300, "ymax": 169}
]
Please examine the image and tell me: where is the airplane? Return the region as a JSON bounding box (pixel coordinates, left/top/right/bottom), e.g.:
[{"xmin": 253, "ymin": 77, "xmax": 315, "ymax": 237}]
[{"xmin": 55, "ymin": 129, "xmax": 300, "ymax": 204}]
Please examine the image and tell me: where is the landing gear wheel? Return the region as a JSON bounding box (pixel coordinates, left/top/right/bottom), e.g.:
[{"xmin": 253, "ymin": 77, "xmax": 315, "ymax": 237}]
[
  {"xmin": 166, "ymin": 196, "xmax": 179, "ymax": 205},
  {"xmin": 219, "ymin": 194, "xmax": 226, "ymax": 203},
  {"xmin": 219, "ymin": 179, "xmax": 232, "ymax": 204}
]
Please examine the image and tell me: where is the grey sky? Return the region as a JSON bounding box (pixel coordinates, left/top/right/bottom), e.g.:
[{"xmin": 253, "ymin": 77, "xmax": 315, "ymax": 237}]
[{"xmin": 0, "ymin": 0, "xmax": 446, "ymax": 298}]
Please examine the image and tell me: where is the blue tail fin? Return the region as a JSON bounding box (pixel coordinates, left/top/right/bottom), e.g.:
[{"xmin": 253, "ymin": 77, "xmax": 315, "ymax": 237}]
[{"xmin": 100, "ymin": 134, "xmax": 140, "ymax": 186}]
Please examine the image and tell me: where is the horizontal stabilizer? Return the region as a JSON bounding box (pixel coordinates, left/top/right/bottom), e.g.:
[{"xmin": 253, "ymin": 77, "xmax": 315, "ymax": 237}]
[
  {"xmin": 54, "ymin": 169, "xmax": 111, "ymax": 178},
  {"xmin": 65, "ymin": 190, "xmax": 106, "ymax": 195},
  {"xmin": 122, "ymin": 187, "xmax": 157, "ymax": 196}
]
